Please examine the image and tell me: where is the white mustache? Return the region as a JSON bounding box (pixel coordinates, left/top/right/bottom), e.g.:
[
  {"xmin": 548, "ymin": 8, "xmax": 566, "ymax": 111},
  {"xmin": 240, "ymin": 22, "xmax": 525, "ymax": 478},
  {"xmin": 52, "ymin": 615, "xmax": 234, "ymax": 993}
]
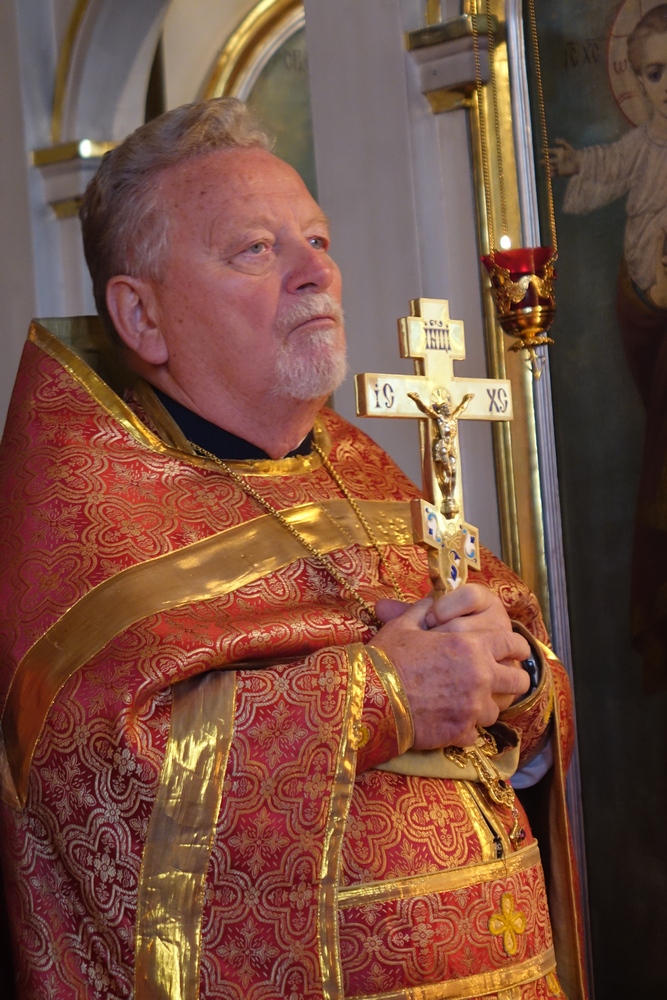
[{"xmin": 276, "ymin": 293, "xmax": 344, "ymax": 334}]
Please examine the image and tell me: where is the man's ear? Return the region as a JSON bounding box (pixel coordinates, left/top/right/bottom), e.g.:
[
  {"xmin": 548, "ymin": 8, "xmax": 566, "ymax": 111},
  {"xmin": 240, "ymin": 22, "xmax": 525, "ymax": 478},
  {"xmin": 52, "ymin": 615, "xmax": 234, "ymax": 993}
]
[{"xmin": 106, "ymin": 275, "xmax": 169, "ymax": 365}]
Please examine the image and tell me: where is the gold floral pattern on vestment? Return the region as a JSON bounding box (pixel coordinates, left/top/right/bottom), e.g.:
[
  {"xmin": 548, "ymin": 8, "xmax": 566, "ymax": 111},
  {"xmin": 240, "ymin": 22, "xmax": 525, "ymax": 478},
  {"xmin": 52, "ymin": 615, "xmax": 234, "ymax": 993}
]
[{"xmin": 29, "ymin": 323, "xmax": 170, "ymax": 452}]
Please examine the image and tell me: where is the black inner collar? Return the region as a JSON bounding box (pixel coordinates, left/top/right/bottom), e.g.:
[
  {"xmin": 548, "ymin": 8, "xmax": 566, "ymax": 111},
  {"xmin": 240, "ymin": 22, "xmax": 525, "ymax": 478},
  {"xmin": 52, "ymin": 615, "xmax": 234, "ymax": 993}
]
[{"xmin": 154, "ymin": 388, "xmax": 314, "ymax": 461}]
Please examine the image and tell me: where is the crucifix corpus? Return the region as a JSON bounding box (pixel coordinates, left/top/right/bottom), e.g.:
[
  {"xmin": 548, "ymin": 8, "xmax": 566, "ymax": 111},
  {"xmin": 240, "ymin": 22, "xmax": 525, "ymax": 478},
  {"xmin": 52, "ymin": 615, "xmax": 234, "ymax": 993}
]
[{"xmin": 355, "ymin": 298, "xmax": 513, "ymax": 592}]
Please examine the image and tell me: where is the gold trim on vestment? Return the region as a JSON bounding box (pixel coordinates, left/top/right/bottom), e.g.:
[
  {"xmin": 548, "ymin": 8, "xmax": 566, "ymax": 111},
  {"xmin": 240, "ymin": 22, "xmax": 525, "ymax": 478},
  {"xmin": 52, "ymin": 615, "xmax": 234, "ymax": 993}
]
[
  {"xmin": 543, "ymin": 647, "xmax": 588, "ymax": 1000},
  {"xmin": 133, "ymin": 378, "xmax": 332, "ymax": 475},
  {"xmin": 30, "ymin": 323, "xmax": 332, "ymax": 475},
  {"xmin": 365, "ymin": 645, "xmax": 414, "ymax": 754},
  {"xmin": 199, "ymin": 421, "xmax": 331, "ymax": 475},
  {"xmin": 353, "ymin": 947, "xmax": 556, "ymax": 1000},
  {"xmin": 467, "ymin": 779, "xmax": 512, "ymax": 858},
  {"xmin": 318, "ymin": 644, "xmax": 366, "ymax": 999},
  {"xmin": 456, "ymin": 782, "xmax": 498, "ymax": 862},
  {"xmin": 132, "ymin": 379, "xmax": 197, "ymax": 453},
  {"xmin": 30, "ymin": 323, "xmax": 171, "ymax": 451},
  {"xmin": 338, "ymin": 841, "xmax": 541, "ymax": 907},
  {"xmin": 135, "ymin": 670, "xmax": 236, "ymax": 1000},
  {"xmin": 2, "ymin": 497, "xmax": 412, "ymax": 807}
]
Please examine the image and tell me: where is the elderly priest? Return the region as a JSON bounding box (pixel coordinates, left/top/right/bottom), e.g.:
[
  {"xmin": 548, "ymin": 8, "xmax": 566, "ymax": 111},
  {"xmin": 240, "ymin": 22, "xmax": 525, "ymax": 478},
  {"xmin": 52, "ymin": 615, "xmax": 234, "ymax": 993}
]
[{"xmin": 0, "ymin": 99, "xmax": 586, "ymax": 1000}]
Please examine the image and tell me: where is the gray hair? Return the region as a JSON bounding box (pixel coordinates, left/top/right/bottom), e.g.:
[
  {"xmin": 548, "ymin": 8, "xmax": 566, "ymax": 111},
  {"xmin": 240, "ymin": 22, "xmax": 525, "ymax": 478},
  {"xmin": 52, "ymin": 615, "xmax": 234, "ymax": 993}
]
[
  {"xmin": 79, "ymin": 97, "xmax": 272, "ymax": 337},
  {"xmin": 628, "ymin": 4, "xmax": 667, "ymax": 76}
]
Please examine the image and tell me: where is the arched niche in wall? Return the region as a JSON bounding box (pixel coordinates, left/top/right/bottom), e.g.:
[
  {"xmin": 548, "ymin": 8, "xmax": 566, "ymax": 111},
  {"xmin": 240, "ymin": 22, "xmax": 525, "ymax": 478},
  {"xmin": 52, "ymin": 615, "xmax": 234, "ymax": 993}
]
[
  {"xmin": 34, "ymin": 0, "xmax": 173, "ymax": 231},
  {"xmin": 29, "ymin": 0, "xmax": 172, "ymax": 322},
  {"xmin": 53, "ymin": 0, "xmax": 171, "ymax": 144}
]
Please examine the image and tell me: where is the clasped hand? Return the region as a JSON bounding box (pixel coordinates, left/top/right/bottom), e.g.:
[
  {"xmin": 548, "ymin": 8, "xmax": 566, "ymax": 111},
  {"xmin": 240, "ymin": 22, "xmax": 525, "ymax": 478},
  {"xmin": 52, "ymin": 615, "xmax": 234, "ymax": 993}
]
[{"xmin": 368, "ymin": 584, "xmax": 530, "ymax": 751}]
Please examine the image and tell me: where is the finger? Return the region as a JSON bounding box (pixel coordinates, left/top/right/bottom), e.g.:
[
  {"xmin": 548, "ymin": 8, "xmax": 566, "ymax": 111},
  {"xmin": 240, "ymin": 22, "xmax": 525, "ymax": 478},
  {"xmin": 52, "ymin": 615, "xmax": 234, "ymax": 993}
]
[
  {"xmin": 490, "ymin": 628, "xmax": 531, "ymax": 665},
  {"xmin": 375, "ymin": 598, "xmax": 411, "ymax": 623},
  {"xmin": 451, "ymin": 725, "xmax": 482, "ymax": 749},
  {"xmin": 493, "ymin": 693, "xmax": 517, "ymax": 712},
  {"xmin": 497, "ymin": 656, "xmax": 523, "ymax": 669},
  {"xmin": 376, "ymin": 596, "xmax": 433, "ymax": 630},
  {"xmin": 491, "ymin": 660, "xmax": 531, "ymax": 698},
  {"xmin": 424, "ymin": 584, "xmax": 490, "ymax": 628},
  {"xmin": 475, "ymin": 698, "xmax": 502, "ymax": 731},
  {"xmin": 432, "ymin": 615, "xmax": 496, "ymax": 634}
]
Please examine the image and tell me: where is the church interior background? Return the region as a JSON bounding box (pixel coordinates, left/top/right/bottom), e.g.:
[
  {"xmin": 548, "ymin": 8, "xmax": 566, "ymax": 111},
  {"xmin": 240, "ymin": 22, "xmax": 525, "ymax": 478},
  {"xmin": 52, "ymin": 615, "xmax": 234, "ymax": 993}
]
[{"xmin": 1, "ymin": 0, "xmax": 665, "ymax": 995}]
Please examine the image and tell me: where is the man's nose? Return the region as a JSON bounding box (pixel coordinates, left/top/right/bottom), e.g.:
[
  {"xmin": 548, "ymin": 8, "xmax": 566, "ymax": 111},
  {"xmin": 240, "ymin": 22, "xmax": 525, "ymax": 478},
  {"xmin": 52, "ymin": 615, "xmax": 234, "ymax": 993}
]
[{"xmin": 285, "ymin": 239, "xmax": 336, "ymax": 293}]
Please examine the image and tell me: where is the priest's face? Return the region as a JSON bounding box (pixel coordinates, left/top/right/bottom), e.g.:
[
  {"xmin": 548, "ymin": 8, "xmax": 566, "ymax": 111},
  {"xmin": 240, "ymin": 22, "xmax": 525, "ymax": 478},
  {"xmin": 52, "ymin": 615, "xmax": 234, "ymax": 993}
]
[{"xmin": 141, "ymin": 148, "xmax": 346, "ymax": 414}]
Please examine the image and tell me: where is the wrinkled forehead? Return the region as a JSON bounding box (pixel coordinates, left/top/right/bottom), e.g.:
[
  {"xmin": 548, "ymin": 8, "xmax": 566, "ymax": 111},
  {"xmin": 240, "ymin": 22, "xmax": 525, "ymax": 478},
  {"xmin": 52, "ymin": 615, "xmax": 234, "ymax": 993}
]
[{"xmin": 156, "ymin": 147, "xmax": 317, "ymax": 222}]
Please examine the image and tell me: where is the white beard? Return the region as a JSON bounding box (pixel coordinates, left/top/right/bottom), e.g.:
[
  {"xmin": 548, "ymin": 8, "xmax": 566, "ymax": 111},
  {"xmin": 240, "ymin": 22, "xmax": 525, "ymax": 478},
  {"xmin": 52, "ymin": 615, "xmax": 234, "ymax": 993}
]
[{"xmin": 273, "ymin": 295, "xmax": 347, "ymax": 401}]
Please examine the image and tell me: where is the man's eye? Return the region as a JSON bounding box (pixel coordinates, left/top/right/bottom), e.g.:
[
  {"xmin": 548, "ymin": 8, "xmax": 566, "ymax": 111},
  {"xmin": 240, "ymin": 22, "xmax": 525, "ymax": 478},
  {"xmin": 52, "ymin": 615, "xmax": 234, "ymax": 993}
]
[
  {"xmin": 309, "ymin": 236, "xmax": 328, "ymax": 250},
  {"xmin": 247, "ymin": 242, "xmax": 268, "ymax": 254}
]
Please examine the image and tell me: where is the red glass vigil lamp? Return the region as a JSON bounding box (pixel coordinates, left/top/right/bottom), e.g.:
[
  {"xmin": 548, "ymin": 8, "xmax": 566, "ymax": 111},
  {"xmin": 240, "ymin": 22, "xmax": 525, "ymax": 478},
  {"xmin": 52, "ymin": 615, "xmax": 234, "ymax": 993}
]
[{"xmin": 481, "ymin": 246, "xmax": 556, "ymax": 379}]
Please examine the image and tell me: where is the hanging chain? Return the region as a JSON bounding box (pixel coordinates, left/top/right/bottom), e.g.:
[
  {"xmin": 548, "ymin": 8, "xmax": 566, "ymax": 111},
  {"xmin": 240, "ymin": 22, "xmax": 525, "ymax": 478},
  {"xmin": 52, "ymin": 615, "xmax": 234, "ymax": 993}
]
[
  {"xmin": 485, "ymin": 0, "xmax": 509, "ymax": 243},
  {"xmin": 526, "ymin": 0, "xmax": 558, "ymax": 255},
  {"xmin": 471, "ymin": 0, "xmax": 496, "ymax": 252},
  {"xmin": 311, "ymin": 442, "xmax": 407, "ymax": 602},
  {"xmin": 471, "ymin": 0, "xmax": 510, "ymax": 252},
  {"xmin": 472, "ymin": 0, "xmax": 556, "ymax": 256},
  {"xmin": 189, "ymin": 441, "xmax": 407, "ymax": 624}
]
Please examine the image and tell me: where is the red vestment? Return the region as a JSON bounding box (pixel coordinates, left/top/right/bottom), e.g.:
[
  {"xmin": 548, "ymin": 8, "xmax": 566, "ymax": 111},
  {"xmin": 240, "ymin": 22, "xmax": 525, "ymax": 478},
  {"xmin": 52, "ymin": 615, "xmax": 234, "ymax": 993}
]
[{"xmin": 0, "ymin": 324, "xmax": 586, "ymax": 999}]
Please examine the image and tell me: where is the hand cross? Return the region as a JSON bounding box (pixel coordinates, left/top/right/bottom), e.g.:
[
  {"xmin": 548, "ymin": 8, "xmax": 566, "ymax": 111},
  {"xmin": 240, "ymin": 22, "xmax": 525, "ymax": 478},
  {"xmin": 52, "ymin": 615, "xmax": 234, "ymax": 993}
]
[{"xmin": 356, "ymin": 298, "xmax": 513, "ymax": 590}]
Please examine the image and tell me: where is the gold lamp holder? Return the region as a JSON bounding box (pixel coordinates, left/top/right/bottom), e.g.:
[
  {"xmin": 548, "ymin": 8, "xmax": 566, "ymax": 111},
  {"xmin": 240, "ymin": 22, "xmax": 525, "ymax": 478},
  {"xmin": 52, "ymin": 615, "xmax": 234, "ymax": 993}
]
[{"xmin": 482, "ymin": 247, "xmax": 556, "ymax": 377}]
